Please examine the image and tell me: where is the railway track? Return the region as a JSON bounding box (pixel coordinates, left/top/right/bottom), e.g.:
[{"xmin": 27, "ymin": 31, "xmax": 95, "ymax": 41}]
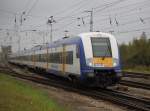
[
  {"xmin": 120, "ymin": 80, "xmax": 150, "ymax": 90},
  {"xmin": 121, "ymin": 71, "xmax": 150, "ymax": 90},
  {"xmin": 123, "ymin": 71, "xmax": 150, "ymax": 79},
  {"xmin": 1, "ymin": 66, "xmax": 150, "ymax": 111},
  {"xmin": 94, "ymin": 89, "xmax": 150, "ymax": 111}
]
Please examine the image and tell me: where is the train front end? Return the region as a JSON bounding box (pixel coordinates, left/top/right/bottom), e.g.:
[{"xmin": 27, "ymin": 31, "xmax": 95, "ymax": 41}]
[{"xmin": 80, "ymin": 32, "xmax": 122, "ymax": 87}]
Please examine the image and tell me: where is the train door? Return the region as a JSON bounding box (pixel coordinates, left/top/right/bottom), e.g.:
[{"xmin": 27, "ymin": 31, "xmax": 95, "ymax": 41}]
[{"xmin": 64, "ymin": 44, "xmax": 81, "ymax": 75}]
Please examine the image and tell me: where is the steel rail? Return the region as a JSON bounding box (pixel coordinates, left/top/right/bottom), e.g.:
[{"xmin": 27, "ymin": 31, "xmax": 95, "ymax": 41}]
[
  {"xmin": 123, "ymin": 71, "xmax": 150, "ymax": 79},
  {"xmin": 1, "ymin": 66, "xmax": 149, "ymax": 111},
  {"xmin": 120, "ymin": 80, "xmax": 150, "ymax": 90}
]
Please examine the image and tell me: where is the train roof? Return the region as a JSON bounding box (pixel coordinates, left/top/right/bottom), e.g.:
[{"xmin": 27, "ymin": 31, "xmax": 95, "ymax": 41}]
[
  {"xmin": 47, "ymin": 32, "xmax": 115, "ymax": 47},
  {"xmin": 11, "ymin": 32, "xmax": 115, "ymax": 56},
  {"xmin": 78, "ymin": 32, "xmax": 115, "ymax": 38}
]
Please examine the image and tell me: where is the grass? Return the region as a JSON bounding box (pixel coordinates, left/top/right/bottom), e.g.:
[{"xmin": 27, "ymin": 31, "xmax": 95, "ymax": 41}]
[{"xmin": 0, "ymin": 73, "xmax": 69, "ymax": 111}]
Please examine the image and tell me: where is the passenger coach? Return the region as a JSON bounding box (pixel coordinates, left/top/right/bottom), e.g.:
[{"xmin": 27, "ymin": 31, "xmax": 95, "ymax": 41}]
[{"xmin": 9, "ymin": 32, "xmax": 122, "ymax": 87}]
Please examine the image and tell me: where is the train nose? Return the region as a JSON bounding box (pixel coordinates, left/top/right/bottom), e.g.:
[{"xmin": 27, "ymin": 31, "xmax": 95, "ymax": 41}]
[{"xmin": 94, "ymin": 69, "xmax": 120, "ymax": 87}]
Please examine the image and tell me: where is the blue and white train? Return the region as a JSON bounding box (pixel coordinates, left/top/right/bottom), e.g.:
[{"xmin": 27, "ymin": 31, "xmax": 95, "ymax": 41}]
[{"xmin": 9, "ymin": 32, "xmax": 122, "ymax": 87}]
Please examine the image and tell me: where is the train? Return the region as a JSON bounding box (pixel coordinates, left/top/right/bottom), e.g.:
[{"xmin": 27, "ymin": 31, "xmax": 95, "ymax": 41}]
[{"xmin": 9, "ymin": 32, "xmax": 122, "ymax": 87}]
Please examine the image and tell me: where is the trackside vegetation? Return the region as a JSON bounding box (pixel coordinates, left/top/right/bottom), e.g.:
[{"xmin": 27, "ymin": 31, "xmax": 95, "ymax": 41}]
[
  {"xmin": 119, "ymin": 32, "xmax": 150, "ymax": 73},
  {"xmin": 0, "ymin": 73, "xmax": 69, "ymax": 111}
]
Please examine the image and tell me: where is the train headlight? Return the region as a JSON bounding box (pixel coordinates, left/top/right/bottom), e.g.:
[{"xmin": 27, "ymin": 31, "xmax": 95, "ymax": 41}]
[
  {"xmin": 113, "ymin": 62, "xmax": 117, "ymax": 66},
  {"xmin": 88, "ymin": 62, "xmax": 93, "ymax": 66},
  {"xmin": 86, "ymin": 58, "xmax": 93, "ymax": 67},
  {"xmin": 113, "ymin": 58, "xmax": 119, "ymax": 67}
]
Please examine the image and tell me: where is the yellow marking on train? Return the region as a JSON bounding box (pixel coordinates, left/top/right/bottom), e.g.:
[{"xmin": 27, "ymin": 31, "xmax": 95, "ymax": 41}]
[{"xmin": 93, "ymin": 57, "xmax": 113, "ymax": 67}]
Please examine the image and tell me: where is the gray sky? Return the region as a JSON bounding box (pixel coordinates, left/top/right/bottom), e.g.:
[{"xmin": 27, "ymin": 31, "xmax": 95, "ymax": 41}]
[{"xmin": 0, "ymin": 0, "xmax": 150, "ymax": 52}]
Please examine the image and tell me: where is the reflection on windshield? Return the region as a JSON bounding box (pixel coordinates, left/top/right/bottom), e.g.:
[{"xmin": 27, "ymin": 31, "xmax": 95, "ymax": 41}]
[{"xmin": 91, "ymin": 38, "xmax": 112, "ymax": 57}]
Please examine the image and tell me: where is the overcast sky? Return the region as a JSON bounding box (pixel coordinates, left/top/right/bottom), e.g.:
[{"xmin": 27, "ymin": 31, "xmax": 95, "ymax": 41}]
[{"xmin": 0, "ymin": 0, "xmax": 150, "ymax": 52}]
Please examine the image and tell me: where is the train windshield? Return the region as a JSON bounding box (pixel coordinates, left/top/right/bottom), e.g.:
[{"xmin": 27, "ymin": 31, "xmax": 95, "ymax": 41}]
[{"xmin": 91, "ymin": 38, "xmax": 112, "ymax": 57}]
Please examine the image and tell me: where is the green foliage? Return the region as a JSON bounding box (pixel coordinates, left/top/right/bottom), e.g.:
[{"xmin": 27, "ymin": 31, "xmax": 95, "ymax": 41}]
[{"xmin": 119, "ymin": 32, "xmax": 150, "ymax": 70}]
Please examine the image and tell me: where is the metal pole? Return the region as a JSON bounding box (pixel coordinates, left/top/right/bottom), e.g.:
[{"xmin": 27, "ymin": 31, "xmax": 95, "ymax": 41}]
[
  {"xmin": 18, "ymin": 12, "xmax": 25, "ymax": 53},
  {"xmin": 14, "ymin": 14, "xmax": 19, "ymax": 52},
  {"xmin": 43, "ymin": 32, "xmax": 45, "ymax": 44},
  {"xmin": 90, "ymin": 8, "xmax": 93, "ymax": 32},
  {"xmin": 50, "ymin": 23, "xmax": 52, "ymax": 43},
  {"xmin": 85, "ymin": 8, "xmax": 94, "ymax": 32},
  {"xmin": 47, "ymin": 16, "xmax": 56, "ymax": 43},
  {"xmin": 18, "ymin": 32, "xmax": 21, "ymax": 53}
]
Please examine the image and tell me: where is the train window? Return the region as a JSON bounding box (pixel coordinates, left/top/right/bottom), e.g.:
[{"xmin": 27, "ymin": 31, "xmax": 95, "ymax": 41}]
[
  {"xmin": 51, "ymin": 53, "xmax": 54, "ymax": 63},
  {"xmin": 66, "ymin": 51, "xmax": 73, "ymax": 64},
  {"xmin": 34, "ymin": 55, "xmax": 37, "ymax": 61},
  {"xmin": 23, "ymin": 56, "xmax": 25, "ymax": 60},
  {"xmin": 48, "ymin": 52, "xmax": 60, "ymax": 64},
  {"xmin": 30, "ymin": 55, "xmax": 32, "ymax": 61},
  {"xmin": 56, "ymin": 53, "xmax": 58, "ymax": 63},
  {"xmin": 37, "ymin": 54, "xmax": 40, "ymax": 61},
  {"xmin": 59, "ymin": 53, "xmax": 61, "ymax": 63},
  {"xmin": 49, "ymin": 53, "xmax": 54, "ymax": 63},
  {"xmin": 91, "ymin": 38, "xmax": 112, "ymax": 57},
  {"xmin": 28, "ymin": 56, "xmax": 30, "ymax": 61},
  {"xmin": 43, "ymin": 54, "xmax": 47, "ymax": 62},
  {"xmin": 31, "ymin": 55, "xmax": 34, "ymax": 61},
  {"xmin": 36, "ymin": 54, "xmax": 39, "ymax": 61},
  {"xmin": 26, "ymin": 56, "xmax": 28, "ymax": 61},
  {"xmin": 76, "ymin": 45, "xmax": 80, "ymax": 58},
  {"xmin": 47, "ymin": 51, "xmax": 73, "ymax": 64},
  {"xmin": 39, "ymin": 54, "xmax": 41, "ymax": 61},
  {"xmin": 43, "ymin": 54, "xmax": 45, "ymax": 62},
  {"xmin": 54, "ymin": 53, "xmax": 57, "ymax": 63},
  {"xmin": 22, "ymin": 56, "xmax": 24, "ymax": 60},
  {"xmin": 25, "ymin": 56, "xmax": 27, "ymax": 60},
  {"xmin": 42, "ymin": 54, "xmax": 44, "ymax": 62},
  {"xmin": 49, "ymin": 53, "xmax": 52, "ymax": 62},
  {"xmin": 57, "ymin": 53, "xmax": 61, "ymax": 63},
  {"xmin": 53, "ymin": 53, "xmax": 56, "ymax": 63}
]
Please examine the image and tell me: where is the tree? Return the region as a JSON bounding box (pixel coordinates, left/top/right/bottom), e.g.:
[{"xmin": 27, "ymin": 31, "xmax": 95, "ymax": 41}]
[{"xmin": 119, "ymin": 32, "xmax": 150, "ymax": 68}]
